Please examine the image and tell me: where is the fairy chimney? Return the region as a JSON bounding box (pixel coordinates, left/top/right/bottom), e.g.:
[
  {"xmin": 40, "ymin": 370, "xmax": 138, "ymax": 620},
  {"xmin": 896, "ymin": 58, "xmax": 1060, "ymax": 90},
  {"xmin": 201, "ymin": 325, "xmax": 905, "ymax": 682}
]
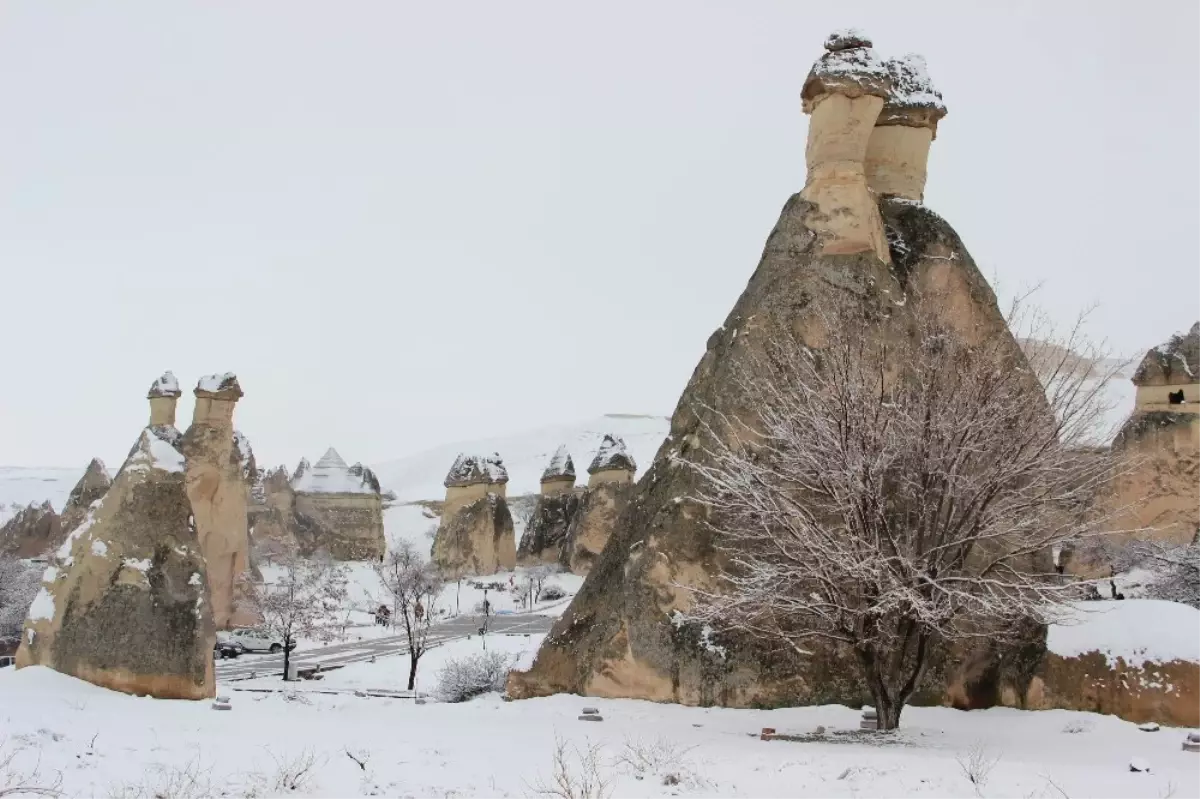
[
  {"xmin": 147, "ymin": 371, "xmax": 182, "ymax": 427},
  {"xmin": 541, "ymin": 446, "xmax": 577, "ymax": 496},
  {"xmin": 431, "ymin": 453, "xmax": 516, "ymax": 577},
  {"xmin": 800, "ymin": 29, "xmax": 892, "ymax": 261},
  {"xmin": 864, "ymin": 55, "xmax": 948, "ymax": 201},
  {"xmin": 290, "ymin": 448, "xmax": 386, "ymax": 561},
  {"xmin": 586, "ymin": 435, "xmax": 637, "ymax": 488},
  {"xmin": 181, "ymin": 373, "xmax": 250, "ymax": 630},
  {"xmin": 16, "ymin": 378, "xmax": 215, "ymax": 700}
]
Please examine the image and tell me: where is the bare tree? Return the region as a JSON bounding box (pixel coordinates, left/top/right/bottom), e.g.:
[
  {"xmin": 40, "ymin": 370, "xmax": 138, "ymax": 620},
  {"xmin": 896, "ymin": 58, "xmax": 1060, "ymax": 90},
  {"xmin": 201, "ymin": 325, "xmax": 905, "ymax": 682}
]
[
  {"xmin": 374, "ymin": 541, "xmax": 443, "ymax": 690},
  {"xmin": 681, "ymin": 304, "xmax": 1130, "ymax": 730},
  {"xmin": 1112, "ymin": 536, "xmax": 1199, "ymax": 608},
  {"xmin": 244, "ymin": 553, "xmax": 348, "ymax": 680},
  {"xmin": 521, "ymin": 564, "xmax": 554, "ymax": 608},
  {"xmin": 0, "ymin": 557, "xmax": 42, "ymax": 644}
]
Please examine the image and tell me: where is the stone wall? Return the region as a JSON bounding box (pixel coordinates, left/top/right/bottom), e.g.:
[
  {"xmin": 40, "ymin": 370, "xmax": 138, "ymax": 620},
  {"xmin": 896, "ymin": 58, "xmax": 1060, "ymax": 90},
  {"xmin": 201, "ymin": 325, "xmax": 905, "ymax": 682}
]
[{"xmin": 293, "ymin": 492, "xmax": 385, "ymax": 561}]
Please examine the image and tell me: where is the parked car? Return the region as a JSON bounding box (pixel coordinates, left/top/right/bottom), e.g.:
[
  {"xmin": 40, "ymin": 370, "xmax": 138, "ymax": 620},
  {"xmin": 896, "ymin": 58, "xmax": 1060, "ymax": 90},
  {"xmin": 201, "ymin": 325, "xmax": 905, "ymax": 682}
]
[
  {"xmin": 213, "ymin": 640, "xmax": 245, "ymax": 660},
  {"xmin": 217, "ymin": 628, "xmax": 296, "ymax": 654}
]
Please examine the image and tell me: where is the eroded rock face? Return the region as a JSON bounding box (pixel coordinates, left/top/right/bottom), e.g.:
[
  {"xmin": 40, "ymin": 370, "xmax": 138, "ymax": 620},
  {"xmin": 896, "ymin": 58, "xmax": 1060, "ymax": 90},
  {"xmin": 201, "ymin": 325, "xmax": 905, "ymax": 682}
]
[
  {"xmin": 181, "ymin": 373, "xmax": 250, "ymax": 630},
  {"xmin": 248, "ymin": 465, "xmax": 299, "ymax": 561},
  {"xmin": 518, "ymin": 493, "xmax": 580, "ymax": 566},
  {"xmin": 59, "ymin": 458, "xmax": 112, "ymax": 538},
  {"xmin": 15, "ymin": 427, "xmax": 215, "ymax": 700},
  {"xmin": 563, "ymin": 482, "xmax": 635, "ymax": 576},
  {"xmin": 290, "ymin": 449, "xmax": 386, "ymax": 561},
  {"xmin": 508, "ymin": 33, "xmax": 1035, "ymax": 707},
  {"xmin": 432, "ymin": 454, "xmax": 515, "ymax": 577},
  {"xmin": 0, "ymin": 502, "xmax": 61, "ymax": 558}
]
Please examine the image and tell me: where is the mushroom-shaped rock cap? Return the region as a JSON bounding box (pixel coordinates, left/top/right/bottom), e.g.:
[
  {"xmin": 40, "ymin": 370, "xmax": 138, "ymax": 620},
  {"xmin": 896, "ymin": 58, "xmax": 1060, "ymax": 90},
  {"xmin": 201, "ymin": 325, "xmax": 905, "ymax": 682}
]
[
  {"xmin": 444, "ymin": 453, "xmax": 509, "ymax": 488},
  {"xmin": 802, "ymin": 28, "xmax": 890, "ymax": 112},
  {"xmin": 541, "ymin": 446, "xmax": 577, "ymax": 483},
  {"xmin": 195, "ymin": 372, "xmax": 243, "ymax": 399},
  {"xmin": 587, "ymin": 434, "xmax": 637, "ymax": 475},
  {"xmin": 147, "ymin": 371, "xmax": 182, "ymax": 399},
  {"xmin": 1133, "ymin": 322, "xmax": 1200, "ymax": 387},
  {"xmin": 877, "ymin": 54, "xmax": 947, "ymax": 129}
]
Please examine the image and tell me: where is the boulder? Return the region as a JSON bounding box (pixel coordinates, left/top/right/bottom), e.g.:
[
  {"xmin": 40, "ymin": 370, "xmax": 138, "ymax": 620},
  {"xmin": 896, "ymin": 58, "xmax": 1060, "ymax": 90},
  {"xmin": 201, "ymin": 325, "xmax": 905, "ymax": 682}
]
[
  {"xmin": 181, "ymin": 373, "xmax": 251, "ymax": 629},
  {"xmin": 15, "ymin": 425, "xmax": 216, "ymax": 700}
]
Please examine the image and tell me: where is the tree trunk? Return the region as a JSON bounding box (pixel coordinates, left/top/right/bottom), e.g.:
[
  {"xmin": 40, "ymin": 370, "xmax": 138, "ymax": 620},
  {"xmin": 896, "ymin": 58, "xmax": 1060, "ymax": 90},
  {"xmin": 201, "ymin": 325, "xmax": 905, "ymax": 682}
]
[
  {"xmin": 282, "ymin": 634, "xmax": 291, "ymax": 681},
  {"xmin": 407, "ymin": 653, "xmax": 419, "ymax": 691}
]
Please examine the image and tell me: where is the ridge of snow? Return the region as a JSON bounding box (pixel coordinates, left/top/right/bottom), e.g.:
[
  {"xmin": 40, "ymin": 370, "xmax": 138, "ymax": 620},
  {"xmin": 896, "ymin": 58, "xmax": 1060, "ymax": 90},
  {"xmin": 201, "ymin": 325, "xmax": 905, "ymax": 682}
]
[
  {"xmin": 147, "ymin": 371, "xmax": 181, "ymax": 397},
  {"xmin": 1047, "ymin": 600, "xmax": 1200, "ymax": 669},
  {"xmin": 196, "ymin": 372, "xmax": 238, "ymax": 393}
]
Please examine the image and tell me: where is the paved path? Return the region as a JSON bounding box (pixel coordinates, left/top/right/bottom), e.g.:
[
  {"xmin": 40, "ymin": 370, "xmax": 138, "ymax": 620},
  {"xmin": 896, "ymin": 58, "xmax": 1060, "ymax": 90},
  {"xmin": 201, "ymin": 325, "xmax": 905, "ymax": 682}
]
[{"xmin": 215, "ymin": 613, "xmax": 554, "ymax": 682}]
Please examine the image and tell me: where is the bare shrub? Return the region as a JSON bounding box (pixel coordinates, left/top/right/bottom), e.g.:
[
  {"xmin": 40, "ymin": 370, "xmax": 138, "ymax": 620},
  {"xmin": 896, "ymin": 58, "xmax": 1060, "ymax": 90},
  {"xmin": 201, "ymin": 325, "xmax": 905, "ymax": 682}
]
[
  {"xmin": 434, "ymin": 651, "xmax": 514, "ymax": 703},
  {"xmin": 107, "ymin": 757, "xmax": 212, "ymax": 799},
  {"xmin": 0, "ymin": 737, "xmax": 61, "ymax": 798},
  {"xmin": 267, "ymin": 748, "xmax": 321, "ymax": 793},
  {"xmin": 529, "ymin": 736, "xmax": 610, "ymax": 799},
  {"xmin": 538, "ymin": 584, "xmax": 567, "ymax": 602},
  {"xmin": 956, "ymin": 742, "xmax": 1001, "ymax": 797},
  {"xmin": 615, "ymin": 737, "xmax": 708, "ymax": 790},
  {"xmin": 1060, "ymin": 719, "xmax": 1093, "ymax": 734},
  {"xmin": 374, "ymin": 541, "xmax": 443, "ymax": 690}
]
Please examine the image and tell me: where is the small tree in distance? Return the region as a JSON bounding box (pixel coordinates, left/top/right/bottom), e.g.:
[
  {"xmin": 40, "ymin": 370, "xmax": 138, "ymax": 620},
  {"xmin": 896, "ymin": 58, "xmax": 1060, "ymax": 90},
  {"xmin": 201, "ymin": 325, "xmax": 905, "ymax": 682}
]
[
  {"xmin": 246, "ymin": 553, "xmax": 348, "ymax": 681},
  {"xmin": 374, "ymin": 540, "xmax": 444, "ymax": 690},
  {"xmin": 681, "ymin": 302, "xmax": 1132, "ymax": 730}
]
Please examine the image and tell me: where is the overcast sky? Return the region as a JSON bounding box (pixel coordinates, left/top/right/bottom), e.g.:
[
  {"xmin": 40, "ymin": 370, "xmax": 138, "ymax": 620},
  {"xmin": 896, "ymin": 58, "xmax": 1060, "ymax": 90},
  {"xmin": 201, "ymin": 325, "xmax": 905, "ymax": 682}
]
[{"xmin": 1, "ymin": 1, "xmax": 1197, "ymax": 470}]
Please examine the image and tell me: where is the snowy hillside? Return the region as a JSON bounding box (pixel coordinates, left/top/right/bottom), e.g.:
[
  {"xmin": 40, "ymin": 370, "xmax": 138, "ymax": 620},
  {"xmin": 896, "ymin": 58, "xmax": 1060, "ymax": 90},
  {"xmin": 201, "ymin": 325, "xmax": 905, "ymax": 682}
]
[
  {"xmin": 372, "ymin": 413, "xmax": 671, "ymax": 503},
  {"xmin": 0, "ymin": 466, "xmax": 93, "ymax": 526}
]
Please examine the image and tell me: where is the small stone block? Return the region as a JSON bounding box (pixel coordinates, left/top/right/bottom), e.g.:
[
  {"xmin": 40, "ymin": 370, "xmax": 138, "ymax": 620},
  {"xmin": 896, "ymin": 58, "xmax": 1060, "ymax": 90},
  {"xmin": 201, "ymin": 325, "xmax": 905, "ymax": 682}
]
[
  {"xmin": 860, "ymin": 719, "xmax": 878, "ymax": 731},
  {"xmin": 1183, "ymin": 741, "xmax": 1200, "ymax": 753},
  {"xmin": 1187, "ymin": 731, "xmax": 1200, "ymax": 743},
  {"xmin": 215, "ymin": 695, "xmax": 230, "ymax": 703},
  {"xmin": 582, "ymin": 707, "xmax": 599, "ymax": 715},
  {"xmin": 578, "ymin": 714, "xmax": 603, "ymax": 721},
  {"xmin": 211, "ymin": 702, "xmax": 232, "ymax": 711},
  {"xmin": 760, "ymin": 727, "xmax": 776, "ymax": 741},
  {"xmin": 415, "ymin": 698, "xmax": 427, "ymax": 705},
  {"xmin": 354, "ymin": 690, "xmax": 366, "ymax": 697},
  {"xmin": 1138, "ymin": 722, "xmax": 1160, "ymax": 732}
]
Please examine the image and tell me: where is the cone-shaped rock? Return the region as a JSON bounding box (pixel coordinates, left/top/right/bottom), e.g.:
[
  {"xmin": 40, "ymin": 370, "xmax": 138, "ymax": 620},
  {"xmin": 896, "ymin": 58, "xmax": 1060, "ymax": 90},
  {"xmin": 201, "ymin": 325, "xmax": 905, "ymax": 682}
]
[
  {"xmin": 290, "ymin": 447, "xmax": 386, "ymax": 561},
  {"xmin": 181, "ymin": 373, "xmax": 250, "ymax": 629},
  {"xmin": 508, "ymin": 33, "xmax": 1035, "ymax": 706},
  {"xmin": 59, "ymin": 458, "xmax": 113, "ymax": 538},
  {"xmin": 0, "ymin": 502, "xmax": 61, "ymax": 558},
  {"xmin": 518, "ymin": 447, "xmax": 581, "ymax": 566},
  {"xmin": 432, "ymin": 453, "xmax": 515, "ymax": 577},
  {"xmin": 15, "ymin": 425, "xmax": 215, "ymax": 700}
]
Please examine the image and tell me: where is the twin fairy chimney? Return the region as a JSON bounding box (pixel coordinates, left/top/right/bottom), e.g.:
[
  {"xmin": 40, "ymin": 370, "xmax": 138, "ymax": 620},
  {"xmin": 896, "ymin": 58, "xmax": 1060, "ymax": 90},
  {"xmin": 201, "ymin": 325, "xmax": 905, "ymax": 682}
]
[
  {"xmin": 431, "ymin": 453, "xmax": 515, "ymax": 577},
  {"xmin": 800, "ymin": 29, "xmax": 945, "ymax": 260},
  {"xmin": 518, "ymin": 436, "xmax": 640, "ymax": 574},
  {"xmin": 16, "ymin": 371, "xmax": 255, "ymax": 700},
  {"xmin": 509, "ymin": 29, "xmax": 1043, "ymax": 708}
]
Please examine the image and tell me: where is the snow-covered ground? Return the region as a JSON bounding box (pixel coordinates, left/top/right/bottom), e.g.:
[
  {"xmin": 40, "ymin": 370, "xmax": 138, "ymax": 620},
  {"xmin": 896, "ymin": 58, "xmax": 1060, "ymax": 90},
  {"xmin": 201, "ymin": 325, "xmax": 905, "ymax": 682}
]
[
  {"xmin": 1048, "ymin": 599, "xmax": 1200, "ymax": 668},
  {"xmin": 2, "ymin": 645, "xmax": 1196, "ymax": 798}
]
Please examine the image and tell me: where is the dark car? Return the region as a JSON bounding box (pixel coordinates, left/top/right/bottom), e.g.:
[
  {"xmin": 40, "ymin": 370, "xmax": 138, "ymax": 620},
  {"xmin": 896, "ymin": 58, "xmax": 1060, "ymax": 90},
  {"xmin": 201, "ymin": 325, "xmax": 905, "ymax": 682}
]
[{"xmin": 214, "ymin": 640, "xmax": 245, "ymax": 660}]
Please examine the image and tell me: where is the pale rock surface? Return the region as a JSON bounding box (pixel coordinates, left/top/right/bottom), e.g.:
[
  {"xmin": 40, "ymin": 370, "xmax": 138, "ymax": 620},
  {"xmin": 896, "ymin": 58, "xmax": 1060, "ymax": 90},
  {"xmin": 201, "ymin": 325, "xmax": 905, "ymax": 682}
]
[
  {"xmin": 432, "ymin": 454, "xmax": 515, "ymax": 577},
  {"xmin": 15, "ymin": 424, "xmax": 215, "ymax": 700},
  {"xmin": 865, "ymin": 54, "xmax": 947, "ymax": 202},
  {"xmin": 0, "ymin": 501, "xmax": 61, "ymax": 558},
  {"xmin": 58, "ymin": 458, "xmax": 112, "ymax": 539},
  {"xmin": 180, "ymin": 373, "xmax": 250, "ymax": 629}
]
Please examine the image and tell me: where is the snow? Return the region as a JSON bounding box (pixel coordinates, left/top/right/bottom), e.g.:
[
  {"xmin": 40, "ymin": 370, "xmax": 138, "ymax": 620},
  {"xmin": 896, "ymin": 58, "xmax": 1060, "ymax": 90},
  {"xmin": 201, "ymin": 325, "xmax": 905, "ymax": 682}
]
[
  {"xmin": 147, "ymin": 370, "xmax": 180, "ymax": 397},
  {"xmin": 123, "ymin": 429, "xmax": 186, "ymax": 475},
  {"xmin": 885, "ymin": 53, "xmax": 945, "ymax": 114},
  {"xmin": 541, "ymin": 444, "xmax": 576, "ymax": 481},
  {"xmin": 0, "ymin": 466, "xmax": 85, "ymax": 525},
  {"xmin": 291, "ymin": 447, "xmax": 376, "ymax": 495},
  {"xmin": 1, "ymin": 652, "xmax": 1197, "ymax": 798},
  {"xmin": 122, "ymin": 558, "xmax": 153, "ymax": 574},
  {"xmin": 196, "ymin": 372, "xmax": 238, "ymax": 393},
  {"xmin": 374, "ymin": 415, "xmax": 669, "ymax": 503},
  {"xmin": 25, "ymin": 585, "xmax": 57, "ymax": 623},
  {"xmin": 90, "ymin": 539, "xmax": 108, "ymax": 557},
  {"xmin": 588, "ymin": 433, "xmax": 636, "ymax": 473},
  {"xmin": 1047, "ymin": 600, "xmax": 1200, "ymax": 669},
  {"xmin": 443, "ymin": 452, "xmax": 509, "ymax": 487}
]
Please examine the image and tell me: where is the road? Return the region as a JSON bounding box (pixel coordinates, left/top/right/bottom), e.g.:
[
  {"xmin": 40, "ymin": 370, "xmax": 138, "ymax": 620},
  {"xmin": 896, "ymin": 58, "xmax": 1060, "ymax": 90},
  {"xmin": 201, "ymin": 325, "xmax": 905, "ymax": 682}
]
[{"xmin": 214, "ymin": 613, "xmax": 555, "ymax": 682}]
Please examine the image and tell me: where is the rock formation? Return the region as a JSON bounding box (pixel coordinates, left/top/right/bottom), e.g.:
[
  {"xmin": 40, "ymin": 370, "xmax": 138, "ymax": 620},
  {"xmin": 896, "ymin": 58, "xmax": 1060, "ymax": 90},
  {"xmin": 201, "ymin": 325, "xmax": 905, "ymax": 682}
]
[
  {"xmin": 1099, "ymin": 323, "xmax": 1200, "ymax": 558},
  {"xmin": 517, "ymin": 447, "xmax": 581, "ymax": 566},
  {"xmin": 0, "ymin": 502, "xmax": 61, "ymax": 558},
  {"xmin": 561, "ymin": 436, "xmax": 637, "ymax": 575},
  {"xmin": 509, "ymin": 31, "xmax": 1041, "ymax": 707},
  {"xmin": 15, "ymin": 374, "xmax": 215, "ymax": 700},
  {"xmin": 59, "ymin": 458, "xmax": 112, "ymax": 538},
  {"xmin": 247, "ymin": 465, "xmax": 299, "ymax": 561},
  {"xmin": 290, "ymin": 448, "xmax": 386, "ymax": 561},
  {"xmin": 431, "ymin": 453, "xmax": 516, "ymax": 577},
  {"xmin": 180, "ymin": 373, "xmax": 251, "ymax": 630}
]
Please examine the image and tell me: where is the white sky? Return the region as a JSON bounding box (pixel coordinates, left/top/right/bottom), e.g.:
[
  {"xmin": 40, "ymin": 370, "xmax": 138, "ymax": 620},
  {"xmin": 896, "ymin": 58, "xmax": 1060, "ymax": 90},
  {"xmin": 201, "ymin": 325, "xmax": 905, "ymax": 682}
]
[{"xmin": 1, "ymin": 1, "xmax": 1197, "ymax": 470}]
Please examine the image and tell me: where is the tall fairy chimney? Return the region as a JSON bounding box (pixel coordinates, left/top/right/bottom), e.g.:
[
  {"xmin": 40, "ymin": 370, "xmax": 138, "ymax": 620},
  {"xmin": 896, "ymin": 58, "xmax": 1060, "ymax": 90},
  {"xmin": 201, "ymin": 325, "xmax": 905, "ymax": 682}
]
[
  {"xmin": 191, "ymin": 372, "xmax": 243, "ymax": 425},
  {"xmin": 800, "ymin": 29, "xmax": 892, "ymax": 262},
  {"xmin": 540, "ymin": 446, "xmax": 576, "ymax": 496},
  {"xmin": 864, "ymin": 55, "xmax": 947, "ymax": 202},
  {"xmin": 586, "ymin": 434, "xmax": 637, "ymax": 488},
  {"xmin": 147, "ymin": 371, "xmax": 182, "ymax": 427}
]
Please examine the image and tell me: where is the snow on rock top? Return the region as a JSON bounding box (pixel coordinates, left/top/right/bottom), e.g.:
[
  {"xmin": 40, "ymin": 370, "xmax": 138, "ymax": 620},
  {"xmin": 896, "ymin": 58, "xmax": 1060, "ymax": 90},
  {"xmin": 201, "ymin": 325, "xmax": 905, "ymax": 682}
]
[
  {"xmin": 291, "ymin": 457, "xmax": 311, "ymax": 484},
  {"xmin": 1047, "ymin": 600, "xmax": 1200, "ymax": 669},
  {"xmin": 878, "ymin": 54, "xmax": 947, "ymax": 126},
  {"xmin": 124, "ymin": 429, "xmax": 186, "ymax": 475},
  {"xmin": 1134, "ymin": 322, "xmax": 1199, "ymax": 386},
  {"xmin": 195, "ymin": 372, "xmax": 242, "ymax": 396},
  {"xmin": 444, "ymin": 453, "xmax": 509, "ymax": 488},
  {"xmin": 147, "ymin": 371, "xmax": 181, "ymax": 398},
  {"xmin": 803, "ymin": 29, "xmax": 890, "ymax": 110},
  {"xmin": 541, "ymin": 445, "xmax": 576, "ymax": 482},
  {"xmin": 291, "ymin": 447, "xmax": 378, "ymax": 495},
  {"xmin": 587, "ymin": 434, "xmax": 637, "ymax": 474}
]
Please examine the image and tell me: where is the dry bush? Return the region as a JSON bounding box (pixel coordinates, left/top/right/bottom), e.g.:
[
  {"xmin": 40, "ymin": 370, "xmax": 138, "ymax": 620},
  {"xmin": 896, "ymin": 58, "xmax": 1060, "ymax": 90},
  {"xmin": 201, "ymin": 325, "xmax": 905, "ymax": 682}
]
[
  {"xmin": 529, "ymin": 736, "xmax": 610, "ymax": 799},
  {"xmin": 267, "ymin": 748, "xmax": 321, "ymax": 793},
  {"xmin": 434, "ymin": 651, "xmax": 515, "ymax": 703},
  {"xmin": 0, "ymin": 737, "xmax": 61, "ymax": 798},
  {"xmin": 956, "ymin": 742, "xmax": 1001, "ymax": 797}
]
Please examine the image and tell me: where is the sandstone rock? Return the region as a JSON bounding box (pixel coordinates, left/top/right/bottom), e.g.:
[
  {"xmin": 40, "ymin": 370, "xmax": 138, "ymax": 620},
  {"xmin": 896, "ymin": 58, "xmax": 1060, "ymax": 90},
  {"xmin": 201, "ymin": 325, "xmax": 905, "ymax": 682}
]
[
  {"xmin": 432, "ymin": 454, "xmax": 515, "ymax": 577},
  {"xmin": 248, "ymin": 465, "xmax": 299, "ymax": 561},
  {"xmin": 0, "ymin": 502, "xmax": 61, "ymax": 558},
  {"xmin": 508, "ymin": 32, "xmax": 1037, "ymax": 708},
  {"xmin": 15, "ymin": 422, "xmax": 215, "ymax": 700},
  {"xmin": 562, "ymin": 480, "xmax": 635, "ymax": 576},
  {"xmin": 517, "ymin": 447, "xmax": 581, "ymax": 566},
  {"xmin": 59, "ymin": 458, "xmax": 112, "ymax": 538},
  {"xmin": 865, "ymin": 55, "xmax": 947, "ymax": 202},
  {"xmin": 181, "ymin": 373, "xmax": 251, "ymax": 630},
  {"xmin": 291, "ymin": 448, "xmax": 386, "ymax": 561}
]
